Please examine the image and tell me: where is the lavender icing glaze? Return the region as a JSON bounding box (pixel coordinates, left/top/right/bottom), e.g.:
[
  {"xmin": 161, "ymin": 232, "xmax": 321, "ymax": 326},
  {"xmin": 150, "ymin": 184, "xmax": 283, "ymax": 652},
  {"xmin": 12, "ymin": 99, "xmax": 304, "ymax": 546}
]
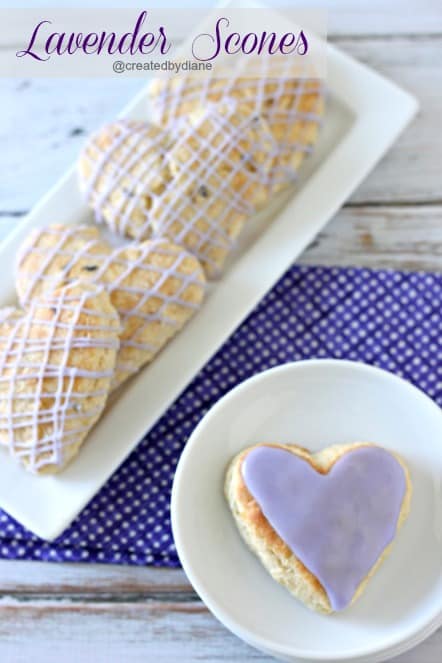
[{"xmin": 241, "ymin": 445, "xmax": 407, "ymax": 611}]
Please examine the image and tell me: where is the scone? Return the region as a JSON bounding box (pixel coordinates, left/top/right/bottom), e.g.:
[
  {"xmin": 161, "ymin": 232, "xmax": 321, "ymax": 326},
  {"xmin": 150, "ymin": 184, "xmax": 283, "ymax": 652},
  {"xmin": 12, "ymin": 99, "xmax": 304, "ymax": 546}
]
[
  {"xmin": 78, "ymin": 119, "xmax": 173, "ymax": 238},
  {"xmin": 16, "ymin": 224, "xmax": 110, "ymax": 306},
  {"xmin": 78, "ymin": 103, "xmax": 274, "ymax": 278},
  {"xmin": 0, "ymin": 282, "xmax": 120, "ymax": 474},
  {"xmin": 150, "ymin": 102, "xmax": 276, "ymax": 277},
  {"xmin": 149, "ymin": 60, "xmax": 325, "ymax": 194},
  {"xmin": 225, "ymin": 442, "xmax": 412, "ymax": 614},
  {"xmin": 15, "ymin": 224, "xmax": 206, "ymax": 389}
]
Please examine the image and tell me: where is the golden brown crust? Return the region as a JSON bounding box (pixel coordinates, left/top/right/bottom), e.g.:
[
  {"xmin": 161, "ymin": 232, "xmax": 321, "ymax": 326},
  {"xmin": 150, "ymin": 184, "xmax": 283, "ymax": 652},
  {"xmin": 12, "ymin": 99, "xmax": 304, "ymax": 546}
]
[
  {"xmin": 105, "ymin": 239, "xmax": 206, "ymax": 388},
  {"xmin": 78, "ymin": 105, "xmax": 275, "ymax": 278},
  {"xmin": 0, "ymin": 282, "xmax": 120, "ymax": 474},
  {"xmin": 78, "ymin": 120, "xmax": 173, "ymax": 240},
  {"xmin": 15, "ymin": 225, "xmax": 206, "ymax": 390},
  {"xmin": 225, "ymin": 442, "xmax": 412, "ymax": 614},
  {"xmin": 16, "ymin": 224, "xmax": 110, "ymax": 304},
  {"xmin": 149, "ymin": 76, "xmax": 325, "ymax": 194},
  {"xmin": 150, "ymin": 104, "xmax": 275, "ymax": 278}
]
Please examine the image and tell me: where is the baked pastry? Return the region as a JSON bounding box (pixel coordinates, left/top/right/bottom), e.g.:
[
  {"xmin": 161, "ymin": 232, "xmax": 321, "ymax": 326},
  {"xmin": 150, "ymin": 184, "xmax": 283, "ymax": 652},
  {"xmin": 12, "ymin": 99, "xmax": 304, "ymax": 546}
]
[
  {"xmin": 78, "ymin": 104, "xmax": 275, "ymax": 278},
  {"xmin": 0, "ymin": 282, "xmax": 120, "ymax": 474},
  {"xmin": 15, "ymin": 224, "xmax": 206, "ymax": 389},
  {"xmin": 16, "ymin": 224, "xmax": 110, "ymax": 305},
  {"xmin": 226, "ymin": 442, "xmax": 411, "ymax": 613},
  {"xmin": 149, "ymin": 59, "xmax": 325, "ymax": 194},
  {"xmin": 150, "ymin": 102, "xmax": 276, "ymax": 277},
  {"xmin": 78, "ymin": 119, "xmax": 173, "ymax": 238}
]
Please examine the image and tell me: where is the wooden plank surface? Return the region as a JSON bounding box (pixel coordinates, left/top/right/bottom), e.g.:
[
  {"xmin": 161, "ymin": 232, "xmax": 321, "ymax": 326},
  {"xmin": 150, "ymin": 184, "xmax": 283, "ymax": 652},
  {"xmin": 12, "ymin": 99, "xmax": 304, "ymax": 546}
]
[
  {"xmin": 0, "ymin": 2, "xmax": 441, "ymax": 661},
  {"xmin": 0, "ymin": 596, "xmax": 440, "ymax": 663},
  {"xmin": 0, "ymin": 562, "xmax": 440, "ymax": 663},
  {"xmin": 1, "ymin": 205, "xmax": 441, "ymax": 272},
  {"xmin": 0, "ymin": 36, "xmax": 442, "ymax": 211},
  {"xmin": 0, "ymin": 560, "xmax": 188, "ymax": 595},
  {"xmin": 2, "ymin": 0, "xmax": 442, "ymax": 40}
]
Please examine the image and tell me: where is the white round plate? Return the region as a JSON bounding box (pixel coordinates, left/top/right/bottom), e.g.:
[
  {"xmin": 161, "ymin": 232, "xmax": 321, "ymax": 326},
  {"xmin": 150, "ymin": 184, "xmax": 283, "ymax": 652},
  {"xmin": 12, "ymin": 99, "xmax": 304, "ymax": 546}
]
[{"xmin": 171, "ymin": 360, "xmax": 442, "ymax": 662}]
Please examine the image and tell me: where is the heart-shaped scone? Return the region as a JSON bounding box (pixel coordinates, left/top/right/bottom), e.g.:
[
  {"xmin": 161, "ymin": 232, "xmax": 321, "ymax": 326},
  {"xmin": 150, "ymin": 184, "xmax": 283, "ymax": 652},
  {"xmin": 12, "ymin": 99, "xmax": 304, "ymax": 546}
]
[
  {"xmin": 0, "ymin": 282, "xmax": 120, "ymax": 474},
  {"xmin": 149, "ymin": 59, "xmax": 325, "ymax": 194},
  {"xmin": 78, "ymin": 103, "xmax": 275, "ymax": 278},
  {"xmin": 16, "ymin": 224, "xmax": 206, "ymax": 389},
  {"xmin": 226, "ymin": 443, "xmax": 411, "ymax": 613},
  {"xmin": 78, "ymin": 119, "xmax": 173, "ymax": 238},
  {"xmin": 150, "ymin": 102, "xmax": 276, "ymax": 277}
]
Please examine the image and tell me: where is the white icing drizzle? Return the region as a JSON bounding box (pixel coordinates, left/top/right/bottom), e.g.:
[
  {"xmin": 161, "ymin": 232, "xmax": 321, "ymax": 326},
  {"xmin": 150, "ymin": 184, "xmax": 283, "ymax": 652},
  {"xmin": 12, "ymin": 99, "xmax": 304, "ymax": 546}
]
[
  {"xmin": 149, "ymin": 102, "xmax": 278, "ymax": 275},
  {"xmin": 78, "ymin": 103, "xmax": 277, "ymax": 276},
  {"xmin": 79, "ymin": 120, "xmax": 172, "ymax": 237},
  {"xmin": 16, "ymin": 225, "xmax": 205, "ymax": 384},
  {"xmin": 0, "ymin": 285, "xmax": 119, "ymax": 472},
  {"xmin": 100, "ymin": 237, "xmax": 204, "ymax": 381},
  {"xmin": 149, "ymin": 56, "xmax": 325, "ymax": 191},
  {"xmin": 15, "ymin": 225, "xmax": 104, "ymax": 307}
]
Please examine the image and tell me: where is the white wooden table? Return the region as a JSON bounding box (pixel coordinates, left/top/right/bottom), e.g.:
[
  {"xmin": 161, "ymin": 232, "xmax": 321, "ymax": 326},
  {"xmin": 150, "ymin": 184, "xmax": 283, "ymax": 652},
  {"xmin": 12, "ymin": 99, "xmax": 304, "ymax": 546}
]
[{"xmin": 0, "ymin": 2, "xmax": 441, "ymax": 661}]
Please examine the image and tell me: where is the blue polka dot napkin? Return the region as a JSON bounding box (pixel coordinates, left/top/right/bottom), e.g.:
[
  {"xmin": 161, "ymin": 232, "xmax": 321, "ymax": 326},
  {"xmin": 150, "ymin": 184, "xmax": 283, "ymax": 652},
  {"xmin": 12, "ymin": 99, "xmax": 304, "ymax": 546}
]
[{"xmin": 0, "ymin": 265, "xmax": 440, "ymax": 565}]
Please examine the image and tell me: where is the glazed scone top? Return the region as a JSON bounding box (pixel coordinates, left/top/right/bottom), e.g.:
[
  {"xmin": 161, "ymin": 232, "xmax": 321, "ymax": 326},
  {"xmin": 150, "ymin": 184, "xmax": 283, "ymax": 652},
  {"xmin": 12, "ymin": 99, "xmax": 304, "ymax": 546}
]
[
  {"xmin": 0, "ymin": 282, "xmax": 120, "ymax": 474},
  {"xmin": 78, "ymin": 120, "xmax": 173, "ymax": 238},
  {"xmin": 78, "ymin": 103, "xmax": 277, "ymax": 278},
  {"xmin": 241, "ymin": 444, "xmax": 407, "ymax": 611},
  {"xmin": 149, "ymin": 59, "xmax": 325, "ymax": 193},
  {"xmin": 149, "ymin": 102, "xmax": 277, "ymax": 277},
  {"xmin": 226, "ymin": 442, "xmax": 412, "ymax": 614},
  {"xmin": 15, "ymin": 224, "xmax": 206, "ymax": 389}
]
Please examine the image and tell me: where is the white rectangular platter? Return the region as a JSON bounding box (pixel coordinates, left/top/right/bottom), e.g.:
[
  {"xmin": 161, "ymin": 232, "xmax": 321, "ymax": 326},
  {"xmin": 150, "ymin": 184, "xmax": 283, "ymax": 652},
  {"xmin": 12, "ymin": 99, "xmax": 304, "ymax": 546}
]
[{"xmin": 0, "ymin": 31, "xmax": 417, "ymax": 540}]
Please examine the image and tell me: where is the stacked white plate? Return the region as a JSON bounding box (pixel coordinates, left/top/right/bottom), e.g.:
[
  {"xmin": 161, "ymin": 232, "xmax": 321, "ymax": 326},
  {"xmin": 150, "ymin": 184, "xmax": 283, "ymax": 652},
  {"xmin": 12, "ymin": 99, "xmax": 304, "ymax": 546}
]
[{"xmin": 172, "ymin": 360, "xmax": 442, "ymax": 662}]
